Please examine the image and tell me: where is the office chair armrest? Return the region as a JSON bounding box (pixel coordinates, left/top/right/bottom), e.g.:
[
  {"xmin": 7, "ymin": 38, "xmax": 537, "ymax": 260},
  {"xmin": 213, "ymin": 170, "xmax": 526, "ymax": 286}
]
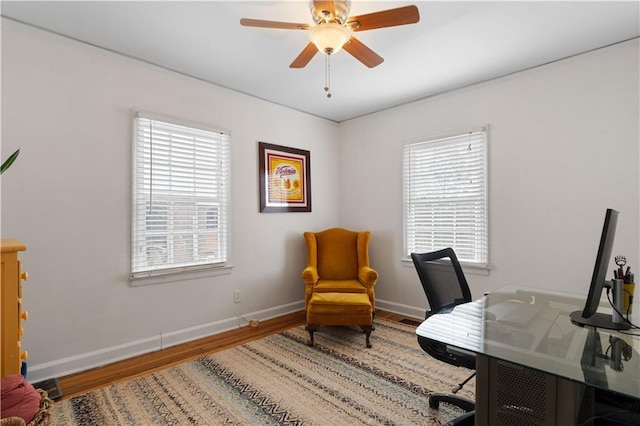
[
  {"xmin": 358, "ymin": 266, "xmax": 378, "ymax": 287},
  {"xmin": 302, "ymin": 266, "xmax": 319, "ymax": 284}
]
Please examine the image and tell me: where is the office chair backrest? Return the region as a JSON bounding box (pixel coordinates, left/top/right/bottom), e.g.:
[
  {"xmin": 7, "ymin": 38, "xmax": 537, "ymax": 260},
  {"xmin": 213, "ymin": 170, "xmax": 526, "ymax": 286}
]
[{"xmin": 411, "ymin": 248, "xmax": 472, "ymax": 316}]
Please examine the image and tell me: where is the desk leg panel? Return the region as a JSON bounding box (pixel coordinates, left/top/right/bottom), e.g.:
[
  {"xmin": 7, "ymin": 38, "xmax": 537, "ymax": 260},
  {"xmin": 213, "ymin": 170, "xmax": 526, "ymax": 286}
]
[
  {"xmin": 476, "ymin": 355, "xmax": 579, "ymax": 426},
  {"xmin": 476, "ymin": 354, "xmax": 490, "ymax": 426}
]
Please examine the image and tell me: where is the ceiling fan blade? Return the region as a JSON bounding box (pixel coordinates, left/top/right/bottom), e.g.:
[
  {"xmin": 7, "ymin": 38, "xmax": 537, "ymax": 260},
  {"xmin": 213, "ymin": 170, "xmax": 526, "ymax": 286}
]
[
  {"xmin": 240, "ymin": 18, "xmax": 310, "ymax": 30},
  {"xmin": 290, "ymin": 43, "xmax": 319, "ymax": 68},
  {"xmin": 343, "ymin": 36, "xmax": 384, "ymax": 68},
  {"xmin": 312, "ymin": 1, "xmax": 336, "ymax": 20},
  {"xmin": 347, "ymin": 5, "xmax": 419, "ymax": 31}
]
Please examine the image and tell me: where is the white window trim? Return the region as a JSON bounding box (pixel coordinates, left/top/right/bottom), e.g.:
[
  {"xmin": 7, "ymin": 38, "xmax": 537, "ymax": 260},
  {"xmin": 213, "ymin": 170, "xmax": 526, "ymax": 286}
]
[
  {"xmin": 130, "ymin": 110, "xmax": 231, "ymax": 283},
  {"xmin": 130, "ymin": 263, "xmax": 234, "ymax": 287},
  {"xmin": 402, "ymin": 126, "xmax": 489, "ymax": 272}
]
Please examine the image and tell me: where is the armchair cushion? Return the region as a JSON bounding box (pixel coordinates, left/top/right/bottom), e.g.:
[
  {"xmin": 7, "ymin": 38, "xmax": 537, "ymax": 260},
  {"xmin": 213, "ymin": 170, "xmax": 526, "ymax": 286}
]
[{"xmin": 315, "ymin": 279, "xmax": 367, "ymax": 294}]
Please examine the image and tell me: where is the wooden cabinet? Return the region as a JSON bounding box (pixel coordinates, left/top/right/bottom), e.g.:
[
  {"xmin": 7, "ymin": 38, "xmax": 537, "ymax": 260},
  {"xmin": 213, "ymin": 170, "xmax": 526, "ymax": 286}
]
[{"xmin": 1, "ymin": 239, "xmax": 28, "ymax": 378}]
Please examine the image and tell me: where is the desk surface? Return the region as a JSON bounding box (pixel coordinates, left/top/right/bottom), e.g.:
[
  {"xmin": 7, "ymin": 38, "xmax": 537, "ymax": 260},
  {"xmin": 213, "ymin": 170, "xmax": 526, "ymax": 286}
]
[{"xmin": 416, "ymin": 285, "xmax": 640, "ymax": 399}]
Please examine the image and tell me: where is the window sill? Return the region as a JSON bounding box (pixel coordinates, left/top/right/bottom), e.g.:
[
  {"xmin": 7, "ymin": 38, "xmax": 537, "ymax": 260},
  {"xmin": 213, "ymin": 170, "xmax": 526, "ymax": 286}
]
[
  {"xmin": 401, "ymin": 257, "xmax": 490, "ymax": 276},
  {"xmin": 130, "ymin": 264, "xmax": 234, "ymax": 286}
]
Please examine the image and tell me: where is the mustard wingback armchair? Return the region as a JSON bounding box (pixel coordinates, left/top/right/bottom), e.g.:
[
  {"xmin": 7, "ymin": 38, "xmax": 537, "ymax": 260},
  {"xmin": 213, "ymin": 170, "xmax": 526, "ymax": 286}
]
[{"xmin": 302, "ymin": 228, "xmax": 378, "ymax": 313}]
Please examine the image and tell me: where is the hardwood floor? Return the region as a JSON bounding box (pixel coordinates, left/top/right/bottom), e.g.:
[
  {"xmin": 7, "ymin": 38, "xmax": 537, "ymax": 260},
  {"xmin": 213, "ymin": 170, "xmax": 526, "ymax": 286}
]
[{"xmin": 53, "ymin": 309, "xmax": 419, "ymax": 400}]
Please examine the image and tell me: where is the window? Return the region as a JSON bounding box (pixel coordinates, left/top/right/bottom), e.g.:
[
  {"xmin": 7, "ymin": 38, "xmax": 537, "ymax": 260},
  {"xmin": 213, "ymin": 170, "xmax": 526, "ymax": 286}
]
[
  {"xmin": 403, "ymin": 128, "xmax": 488, "ymax": 268},
  {"xmin": 132, "ymin": 112, "xmax": 230, "ymax": 279}
]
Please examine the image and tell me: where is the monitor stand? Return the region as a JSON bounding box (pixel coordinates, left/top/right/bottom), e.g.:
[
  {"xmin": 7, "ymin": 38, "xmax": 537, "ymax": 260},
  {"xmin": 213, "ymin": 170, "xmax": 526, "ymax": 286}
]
[
  {"xmin": 569, "ymin": 311, "xmax": 631, "ymax": 331},
  {"xmin": 580, "ymin": 327, "xmax": 608, "ymax": 388}
]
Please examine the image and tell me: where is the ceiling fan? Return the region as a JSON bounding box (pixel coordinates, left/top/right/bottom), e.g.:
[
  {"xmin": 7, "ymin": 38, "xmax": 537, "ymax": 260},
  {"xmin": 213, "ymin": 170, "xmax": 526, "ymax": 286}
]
[{"xmin": 240, "ymin": 1, "xmax": 420, "ymax": 69}]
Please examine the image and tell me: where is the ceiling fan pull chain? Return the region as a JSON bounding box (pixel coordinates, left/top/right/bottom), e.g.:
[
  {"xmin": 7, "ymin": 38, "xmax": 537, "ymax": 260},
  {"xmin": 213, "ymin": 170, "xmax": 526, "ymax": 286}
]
[{"xmin": 324, "ymin": 54, "xmax": 332, "ymax": 98}]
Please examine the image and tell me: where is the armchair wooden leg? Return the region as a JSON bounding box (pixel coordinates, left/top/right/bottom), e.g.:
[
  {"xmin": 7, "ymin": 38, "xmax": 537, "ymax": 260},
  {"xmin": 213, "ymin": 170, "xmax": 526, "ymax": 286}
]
[
  {"xmin": 306, "ymin": 324, "xmax": 320, "ymax": 347},
  {"xmin": 361, "ymin": 325, "xmax": 372, "ymax": 348}
]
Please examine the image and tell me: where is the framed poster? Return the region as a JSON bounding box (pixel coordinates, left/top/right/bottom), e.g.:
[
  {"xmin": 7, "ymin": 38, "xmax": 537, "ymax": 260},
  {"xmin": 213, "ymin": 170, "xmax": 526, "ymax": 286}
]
[{"xmin": 258, "ymin": 142, "xmax": 311, "ymax": 213}]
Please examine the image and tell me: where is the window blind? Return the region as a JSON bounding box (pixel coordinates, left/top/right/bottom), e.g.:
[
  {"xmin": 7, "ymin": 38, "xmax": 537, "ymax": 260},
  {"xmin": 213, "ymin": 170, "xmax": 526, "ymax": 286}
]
[
  {"xmin": 132, "ymin": 113, "xmax": 230, "ymax": 277},
  {"xmin": 403, "ymin": 129, "xmax": 488, "ymax": 267}
]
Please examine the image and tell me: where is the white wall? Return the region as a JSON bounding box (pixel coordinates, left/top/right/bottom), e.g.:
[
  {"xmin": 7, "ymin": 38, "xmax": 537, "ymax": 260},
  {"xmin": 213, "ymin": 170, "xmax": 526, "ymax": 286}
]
[
  {"xmin": 339, "ymin": 39, "xmax": 640, "ymax": 319},
  {"xmin": 1, "ymin": 20, "xmax": 340, "ymax": 381}
]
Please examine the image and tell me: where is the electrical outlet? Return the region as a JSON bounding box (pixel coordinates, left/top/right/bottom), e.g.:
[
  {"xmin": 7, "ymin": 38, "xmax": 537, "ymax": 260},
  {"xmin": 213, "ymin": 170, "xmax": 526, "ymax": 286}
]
[
  {"xmin": 233, "ymin": 289, "xmax": 241, "ymax": 303},
  {"xmin": 249, "ymin": 319, "xmax": 259, "ymax": 328}
]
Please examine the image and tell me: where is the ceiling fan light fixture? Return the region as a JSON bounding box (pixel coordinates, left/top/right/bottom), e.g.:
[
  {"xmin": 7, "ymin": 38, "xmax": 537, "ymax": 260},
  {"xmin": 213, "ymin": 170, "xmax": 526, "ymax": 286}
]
[{"xmin": 309, "ymin": 23, "xmax": 351, "ymax": 55}]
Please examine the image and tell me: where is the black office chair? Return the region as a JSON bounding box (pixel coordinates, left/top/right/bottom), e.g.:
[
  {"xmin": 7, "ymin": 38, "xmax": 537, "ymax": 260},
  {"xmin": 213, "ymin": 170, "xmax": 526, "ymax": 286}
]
[{"xmin": 411, "ymin": 248, "xmax": 476, "ymax": 426}]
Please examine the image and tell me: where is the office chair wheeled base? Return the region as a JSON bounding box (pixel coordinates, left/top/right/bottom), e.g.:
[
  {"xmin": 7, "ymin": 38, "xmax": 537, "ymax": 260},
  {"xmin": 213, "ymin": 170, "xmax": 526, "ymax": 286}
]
[
  {"xmin": 428, "ymin": 393, "xmax": 475, "ymax": 411},
  {"xmin": 429, "ymin": 393, "xmax": 475, "ymax": 426}
]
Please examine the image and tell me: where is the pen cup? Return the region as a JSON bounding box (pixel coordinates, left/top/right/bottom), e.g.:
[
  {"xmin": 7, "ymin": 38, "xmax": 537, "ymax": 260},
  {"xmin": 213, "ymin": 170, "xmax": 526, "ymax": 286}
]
[{"xmin": 623, "ymin": 282, "xmax": 635, "ymax": 314}]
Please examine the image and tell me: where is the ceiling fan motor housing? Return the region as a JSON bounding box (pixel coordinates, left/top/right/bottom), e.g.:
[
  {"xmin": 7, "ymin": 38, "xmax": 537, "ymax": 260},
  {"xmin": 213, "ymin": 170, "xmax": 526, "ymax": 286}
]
[{"xmin": 311, "ymin": 0, "xmax": 351, "ymax": 25}]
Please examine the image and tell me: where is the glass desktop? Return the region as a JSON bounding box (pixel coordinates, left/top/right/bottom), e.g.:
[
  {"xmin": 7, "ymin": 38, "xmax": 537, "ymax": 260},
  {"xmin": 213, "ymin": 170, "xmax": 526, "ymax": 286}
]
[{"xmin": 416, "ymin": 285, "xmax": 640, "ymax": 400}]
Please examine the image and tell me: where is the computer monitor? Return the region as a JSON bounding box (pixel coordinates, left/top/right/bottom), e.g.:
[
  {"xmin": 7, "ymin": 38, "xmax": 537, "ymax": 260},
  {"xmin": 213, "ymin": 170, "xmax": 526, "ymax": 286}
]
[{"xmin": 570, "ymin": 209, "xmax": 630, "ymax": 330}]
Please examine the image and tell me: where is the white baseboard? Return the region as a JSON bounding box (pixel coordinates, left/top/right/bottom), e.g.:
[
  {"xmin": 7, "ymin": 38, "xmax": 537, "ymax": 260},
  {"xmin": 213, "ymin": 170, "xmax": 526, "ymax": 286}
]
[
  {"xmin": 376, "ymin": 298, "xmax": 425, "ymax": 320},
  {"xmin": 27, "ymin": 299, "xmax": 420, "ymax": 383},
  {"xmin": 27, "ymin": 300, "xmax": 305, "ymax": 383}
]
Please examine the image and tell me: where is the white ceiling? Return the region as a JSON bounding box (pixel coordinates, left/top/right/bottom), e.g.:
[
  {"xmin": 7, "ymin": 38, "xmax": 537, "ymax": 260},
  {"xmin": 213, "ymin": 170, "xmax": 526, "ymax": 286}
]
[{"xmin": 2, "ymin": 1, "xmax": 639, "ymax": 122}]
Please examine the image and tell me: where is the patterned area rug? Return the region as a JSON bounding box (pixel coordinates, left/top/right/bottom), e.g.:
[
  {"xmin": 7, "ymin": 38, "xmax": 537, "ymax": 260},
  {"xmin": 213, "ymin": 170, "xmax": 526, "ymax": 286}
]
[{"xmin": 52, "ymin": 318, "xmax": 475, "ymax": 425}]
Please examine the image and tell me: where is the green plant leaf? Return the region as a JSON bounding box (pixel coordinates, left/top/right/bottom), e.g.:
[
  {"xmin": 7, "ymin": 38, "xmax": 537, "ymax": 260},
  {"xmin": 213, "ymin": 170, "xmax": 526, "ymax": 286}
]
[{"xmin": 1, "ymin": 149, "xmax": 20, "ymax": 174}]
